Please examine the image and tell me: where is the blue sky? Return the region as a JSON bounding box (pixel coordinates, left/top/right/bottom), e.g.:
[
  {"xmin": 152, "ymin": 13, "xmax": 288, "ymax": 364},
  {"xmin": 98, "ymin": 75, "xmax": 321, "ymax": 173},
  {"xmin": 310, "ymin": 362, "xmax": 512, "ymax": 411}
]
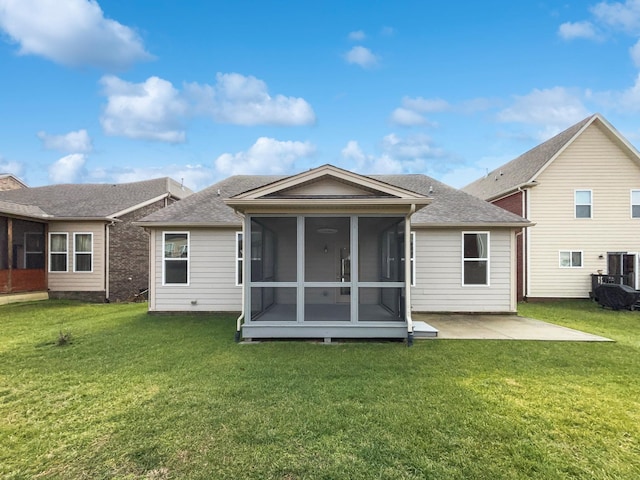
[{"xmin": 2, "ymin": 0, "xmax": 640, "ymax": 191}]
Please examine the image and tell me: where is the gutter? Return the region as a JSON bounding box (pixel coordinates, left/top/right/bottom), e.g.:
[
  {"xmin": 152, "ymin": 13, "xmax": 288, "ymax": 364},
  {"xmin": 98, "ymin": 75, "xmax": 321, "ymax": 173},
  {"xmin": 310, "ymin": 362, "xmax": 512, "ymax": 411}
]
[{"xmin": 405, "ymin": 204, "xmax": 416, "ymax": 347}]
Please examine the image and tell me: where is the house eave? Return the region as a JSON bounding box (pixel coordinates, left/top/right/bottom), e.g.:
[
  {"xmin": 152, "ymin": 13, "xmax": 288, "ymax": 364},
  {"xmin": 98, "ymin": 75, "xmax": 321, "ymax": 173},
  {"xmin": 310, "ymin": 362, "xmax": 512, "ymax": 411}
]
[
  {"xmin": 484, "ymin": 182, "xmax": 537, "ymax": 202},
  {"xmin": 414, "ymin": 221, "xmax": 535, "ymax": 229},
  {"xmin": 225, "ymin": 197, "xmax": 432, "ymax": 213},
  {"xmin": 133, "ymin": 221, "xmax": 241, "ymax": 228}
]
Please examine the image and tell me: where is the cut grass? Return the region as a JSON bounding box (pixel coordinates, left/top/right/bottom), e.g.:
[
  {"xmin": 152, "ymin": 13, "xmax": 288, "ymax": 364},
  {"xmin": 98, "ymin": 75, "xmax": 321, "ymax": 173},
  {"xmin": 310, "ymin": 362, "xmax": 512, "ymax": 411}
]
[{"xmin": 0, "ymin": 299, "xmax": 639, "ymax": 479}]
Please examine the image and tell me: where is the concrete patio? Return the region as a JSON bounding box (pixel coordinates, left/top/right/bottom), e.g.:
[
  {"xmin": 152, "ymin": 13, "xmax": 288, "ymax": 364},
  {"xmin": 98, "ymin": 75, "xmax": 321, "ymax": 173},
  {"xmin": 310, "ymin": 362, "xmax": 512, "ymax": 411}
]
[{"xmin": 413, "ymin": 313, "xmax": 613, "ymax": 341}]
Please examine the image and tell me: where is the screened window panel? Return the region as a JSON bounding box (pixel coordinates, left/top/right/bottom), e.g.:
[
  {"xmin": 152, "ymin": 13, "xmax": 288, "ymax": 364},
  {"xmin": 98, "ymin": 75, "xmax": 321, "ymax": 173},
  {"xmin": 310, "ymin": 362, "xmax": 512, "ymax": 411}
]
[
  {"xmin": 571, "ymin": 251, "xmax": 582, "ymax": 267},
  {"xmin": 464, "ymin": 260, "xmax": 488, "ymax": 285},
  {"xmin": 75, "ymin": 234, "xmax": 92, "ymax": 252},
  {"xmin": 633, "ymin": 191, "xmax": 640, "ymax": 218}
]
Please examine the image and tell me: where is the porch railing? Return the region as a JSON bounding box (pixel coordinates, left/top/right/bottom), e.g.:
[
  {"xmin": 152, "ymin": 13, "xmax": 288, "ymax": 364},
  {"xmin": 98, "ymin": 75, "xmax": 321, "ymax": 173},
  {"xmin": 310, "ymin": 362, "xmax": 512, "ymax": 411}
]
[{"xmin": 590, "ymin": 273, "xmax": 635, "ymax": 298}]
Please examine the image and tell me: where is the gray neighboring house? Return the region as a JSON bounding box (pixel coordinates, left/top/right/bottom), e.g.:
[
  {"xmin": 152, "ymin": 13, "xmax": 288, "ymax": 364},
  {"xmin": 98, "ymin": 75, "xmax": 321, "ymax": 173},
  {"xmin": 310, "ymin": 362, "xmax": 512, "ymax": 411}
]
[
  {"xmin": 0, "ymin": 178, "xmax": 192, "ymax": 302},
  {"xmin": 138, "ymin": 164, "xmax": 531, "ymax": 341},
  {"xmin": 0, "ymin": 173, "xmax": 28, "ymax": 191}
]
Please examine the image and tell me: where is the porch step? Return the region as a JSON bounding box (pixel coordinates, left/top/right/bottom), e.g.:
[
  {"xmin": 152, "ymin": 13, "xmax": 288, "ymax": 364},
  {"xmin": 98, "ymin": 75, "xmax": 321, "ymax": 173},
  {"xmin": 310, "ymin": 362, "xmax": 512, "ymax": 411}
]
[{"xmin": 413, "ymin": 321, "xmax": 438, "ymax": 338}]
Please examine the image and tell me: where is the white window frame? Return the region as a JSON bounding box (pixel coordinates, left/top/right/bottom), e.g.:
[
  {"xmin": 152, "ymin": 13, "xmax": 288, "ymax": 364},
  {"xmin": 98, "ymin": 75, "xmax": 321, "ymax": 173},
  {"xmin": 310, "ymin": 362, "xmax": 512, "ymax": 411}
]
[
  {"xmin": 73, "ymin": 232, "xmax": 93, "ymax": 273},
  {"xmin": 631, "ymin": 190, "xmax": 640, "ymax": 219},
  {"xmin": 48, "ymin": 232, "xmax": 68, "ymax": 273},
  {"xmin": 575, "ymin": 189, "xmax": 592, "ymax": 219},
  {"xmin": 162, "ymin": 231, "xmax": 190, "ymax": 286},
  {"xmin": 236, "ymin": 231, "xmax": 243, "ymax": 286},
  {"xmin": 462, "ymin": 231, "xmax": 490, "ymax": 286},
  {"xmin": 559, "ymin": 250, "xmax": 583, "ymax": 268}
]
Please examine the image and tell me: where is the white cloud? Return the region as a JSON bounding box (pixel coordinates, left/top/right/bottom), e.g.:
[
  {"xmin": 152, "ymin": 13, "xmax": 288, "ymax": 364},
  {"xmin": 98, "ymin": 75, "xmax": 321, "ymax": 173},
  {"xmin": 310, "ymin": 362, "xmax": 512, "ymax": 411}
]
[
  {"xmin": 402, "ymin": 96, "xmax": 451, "ymax": 113},
  {"xmin": 630, "ymin": 39, "xmax": 640, "ymax": 67},
  {"xmin": 389, "ymin": 108, "xmax": 427, "ymax": 126},
  {"xmin": 37, "ymin": 129, "xmax": 92, "ymax": 153},
  {"xmin": 0, "ymin": 157, "xmax": 24, "ymax": 176},
  {"xmin": 48, "ymin": 153, "xmax": 86, "ymax": 183},
  {"xmin": 348, "ymin": 30, "xmax": 366, "ymax": 41},
  {"xmin": 381, "ymin": 133, "xmax": 444, "ymax": 159},
  {"xmin": 591, "ymin": 0, "xmax": 640, "ymax": 33},
  {"xmin": 215, "ymin": 137, "xmax": 316, "ymax": 175},
  {"xmin": 100, "ymin": 75, "xmax": 187, "ymax": 143},
  {"xmin": 381, "ymin": 26, "xmax": 395, "ymax": 36},
  {"xmin": 344, "ymin": 46, "xmax": 379, "ymax": 68},
  {"xmin": 0, "ymin": 0, "xmax": 152, "ymax": 69},
  {"xmin": 497, "ymin": 87, "xmax": 589, "ymax": 138},
  {"xmin": 186, "ymin": 73, "xmax": 316, "ymax": 126},
  {"xmin": 558, "ymin": 21, "xmax": 599, "ymax": 39},
  {"xmin": 340, "ymin": 133, "xmax": 446, "ymax": 175}
]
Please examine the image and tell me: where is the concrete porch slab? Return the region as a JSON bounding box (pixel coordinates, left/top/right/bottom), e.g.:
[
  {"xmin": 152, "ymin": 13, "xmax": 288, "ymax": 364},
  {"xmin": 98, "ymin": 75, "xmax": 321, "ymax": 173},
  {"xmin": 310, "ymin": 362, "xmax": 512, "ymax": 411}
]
[{"xmin": 412, "ymin": 314, "xmax": 612, "ymax": 341}]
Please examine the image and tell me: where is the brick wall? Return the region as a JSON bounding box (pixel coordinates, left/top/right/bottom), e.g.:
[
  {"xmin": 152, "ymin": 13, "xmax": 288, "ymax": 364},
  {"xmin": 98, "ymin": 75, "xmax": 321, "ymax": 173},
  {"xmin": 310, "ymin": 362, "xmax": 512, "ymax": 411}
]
[
  {"xmin": 491, "ymin": 190, "xmax": 526, "ymax": 301},
  {"xmin": 108, "ymin": 198, "xmax": 175, "ymax": 302}
]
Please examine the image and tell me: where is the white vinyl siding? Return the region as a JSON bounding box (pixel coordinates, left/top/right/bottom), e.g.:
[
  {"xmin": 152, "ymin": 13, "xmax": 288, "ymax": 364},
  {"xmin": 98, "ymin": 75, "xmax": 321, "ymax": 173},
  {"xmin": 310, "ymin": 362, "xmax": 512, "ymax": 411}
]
[
  {"xmin": 47, "ymin": 222, "xmax": 105, "ymax": 292},
  {"xmin": 411, "ymin": 228, "xmax": 513, "ymax": 312},
  {"xmin": 153, "ymin": 228, "xmax": 242, "ymax": 312},
  {"xmin": 528, "ymin": 122, "xmax": 640, "ymax": 298}
]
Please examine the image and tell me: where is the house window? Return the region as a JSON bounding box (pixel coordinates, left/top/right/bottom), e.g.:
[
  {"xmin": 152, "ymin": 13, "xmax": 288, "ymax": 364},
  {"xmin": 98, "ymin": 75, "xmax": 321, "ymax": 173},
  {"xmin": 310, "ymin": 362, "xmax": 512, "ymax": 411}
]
[
  {"xmin": 575, "ymin": 190, "xmax": 592, "ymax": 218},
  {"xmin": 163, "ymin": 232, "xmax": 189, "ymax": 285},
  {"xmin": 559, "ymin": 251, "xmax": 582, "ymax": 268},
  {"xmin": 49, "ymin": 233, "xmax": 68, "ymax": 272},
  {"xmin": 74, "ymin": 233, "xmax": 93, "ymax": 272},
  {"xmin": 463, "ymin": 232, "xmax": 489, "ymax": 285},
  {"xmin": 236, "ymin": 231, "xmax": 243, "ymax": 286},
  {"xmin": 632, "ymin": 190, "xmax": 640, "ymax": 218}
]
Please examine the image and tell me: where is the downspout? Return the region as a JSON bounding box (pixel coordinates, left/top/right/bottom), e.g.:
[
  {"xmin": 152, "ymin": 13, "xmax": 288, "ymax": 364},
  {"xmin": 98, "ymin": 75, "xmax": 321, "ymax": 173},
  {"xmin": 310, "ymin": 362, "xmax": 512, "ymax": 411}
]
[
  {"xmin": 405, "ymin": 204, "xmax": 416, "ymax": 347},
  {"xmin": 234, "ymin": 209, "xmax": 245, "ymax": 342}
]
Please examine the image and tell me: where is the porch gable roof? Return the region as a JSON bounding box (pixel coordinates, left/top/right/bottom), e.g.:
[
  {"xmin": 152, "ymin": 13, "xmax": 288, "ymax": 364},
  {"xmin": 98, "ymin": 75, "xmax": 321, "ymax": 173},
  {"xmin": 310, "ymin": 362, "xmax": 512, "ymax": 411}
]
[{"xmin": 137, "ymin": 165, "xmax": 531, "ymax": 228}]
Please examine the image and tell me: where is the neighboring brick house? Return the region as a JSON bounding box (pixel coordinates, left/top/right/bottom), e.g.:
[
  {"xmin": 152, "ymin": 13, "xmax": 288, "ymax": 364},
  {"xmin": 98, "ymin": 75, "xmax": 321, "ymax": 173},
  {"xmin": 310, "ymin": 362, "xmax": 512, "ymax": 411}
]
[
  {"xmin": 0, "ymin": 178, "xmax": 192, "ymax": 302},
  {"xmin": 0, "ymin": 174, "xmax": 27, "ymax": 191},
  {"xmin": 464, "ymin": 114, "xmax": 640, "ymax": 300}
]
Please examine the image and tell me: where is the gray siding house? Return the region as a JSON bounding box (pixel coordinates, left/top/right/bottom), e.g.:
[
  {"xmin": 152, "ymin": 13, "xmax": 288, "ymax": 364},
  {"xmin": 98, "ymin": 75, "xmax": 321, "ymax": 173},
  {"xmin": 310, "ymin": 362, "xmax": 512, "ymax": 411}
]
[
  {"xmin": 138, "ymin": 165, "xmax": 531, "ymax": 341},
  {"xmin": 0, "ymin": 178, "xmax": 192, "ymax": 302}
]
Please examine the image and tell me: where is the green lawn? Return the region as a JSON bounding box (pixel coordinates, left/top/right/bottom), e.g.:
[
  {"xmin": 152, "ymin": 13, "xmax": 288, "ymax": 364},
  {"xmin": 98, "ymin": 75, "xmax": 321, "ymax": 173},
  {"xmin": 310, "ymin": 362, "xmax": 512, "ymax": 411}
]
[{"xmin": 1, "ymin": 300, "xmax": 639, "ymax": 479}]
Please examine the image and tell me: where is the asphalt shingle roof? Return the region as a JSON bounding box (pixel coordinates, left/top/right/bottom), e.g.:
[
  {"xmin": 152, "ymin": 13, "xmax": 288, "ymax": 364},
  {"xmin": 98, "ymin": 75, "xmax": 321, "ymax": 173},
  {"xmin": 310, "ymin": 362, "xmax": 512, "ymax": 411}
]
[
  {"xmin": 0, "ymin": 177, "xmax": 191, "ymax": 219},
  {"xmin": 463, "ymin": 114, "xmax": 595, "ymax": 200},
  {"xmin": 139, "ymin": 172, "xmax": 529, "ymax": 227}
]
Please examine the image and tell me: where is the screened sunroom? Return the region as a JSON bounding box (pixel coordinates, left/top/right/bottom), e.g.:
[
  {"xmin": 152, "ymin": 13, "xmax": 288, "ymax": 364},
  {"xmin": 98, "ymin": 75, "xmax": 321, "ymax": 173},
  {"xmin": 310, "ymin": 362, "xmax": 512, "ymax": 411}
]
[{"xmin": 224, "ymin": 165, "xmax": 431, "ymax": 340}]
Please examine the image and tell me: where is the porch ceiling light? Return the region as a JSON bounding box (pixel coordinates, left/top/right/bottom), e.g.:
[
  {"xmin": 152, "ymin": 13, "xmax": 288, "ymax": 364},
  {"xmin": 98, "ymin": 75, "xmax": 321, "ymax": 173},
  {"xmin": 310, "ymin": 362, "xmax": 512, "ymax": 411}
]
[{"xmin": 317, "ymin": 228, "xmax": 338, "ymax": 234}]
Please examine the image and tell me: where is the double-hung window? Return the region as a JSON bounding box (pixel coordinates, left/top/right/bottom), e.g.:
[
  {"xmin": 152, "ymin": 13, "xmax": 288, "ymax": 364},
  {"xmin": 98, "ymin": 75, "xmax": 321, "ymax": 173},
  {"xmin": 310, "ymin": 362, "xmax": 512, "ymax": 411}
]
[
  {"xmin": 575, "ymin": 190, "xmax": 592, "ymax": 218},
  {"xmin": 74, "ymin": 233, "xmax": 93, "ymax": 272},
  {"xmin": 236, "ymin": 232, "xmax": 243, "ymax": 286},
  {"xmin": 163, "ymin": 232, "xmax": 189, "ymax": 285},
  {"xmin": 49, "ymin": 233, "xmax": 68, "ymax": 272},
  {"xmin": 559, "ymin": 250, "xmax": 582, "ymax": 268},
  {"xmin": 463, "ymin": 232, "xmax": 489, "ymax": 285},
  {"xmin": 632, "ymin": 190, "xmax": 640, "ymax": 218}
]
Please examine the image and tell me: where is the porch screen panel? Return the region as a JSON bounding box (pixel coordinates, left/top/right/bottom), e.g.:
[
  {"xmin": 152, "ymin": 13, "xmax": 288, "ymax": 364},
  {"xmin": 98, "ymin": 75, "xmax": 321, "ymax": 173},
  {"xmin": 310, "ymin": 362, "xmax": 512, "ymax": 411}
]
[
  {"xmin": 0, "ymin": 217, "xmax": 7, "ymax": 269},
  {"xmin": 358, "ymin": 217, "xmax": 405, "ymax": 282},
  {"xmin": 305, "ymin": 217, "xmax": 350, "ymax": 282},
  {"xmin": 359, "ymin": 287, "xmax": 404, "ymax": 321},
  {"xmin": 251, "ymin": 217, "xmax": 297, "ymax": 282}
]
